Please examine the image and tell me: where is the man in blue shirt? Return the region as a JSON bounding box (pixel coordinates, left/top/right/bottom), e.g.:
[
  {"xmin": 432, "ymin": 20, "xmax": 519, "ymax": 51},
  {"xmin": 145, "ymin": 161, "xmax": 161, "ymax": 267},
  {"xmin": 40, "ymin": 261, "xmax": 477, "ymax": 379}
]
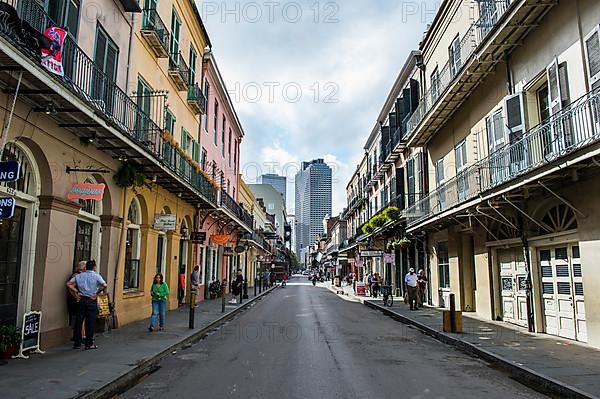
[{"xmin": 67, "ymin": 260, "xmax": 107, "ymax": 349}]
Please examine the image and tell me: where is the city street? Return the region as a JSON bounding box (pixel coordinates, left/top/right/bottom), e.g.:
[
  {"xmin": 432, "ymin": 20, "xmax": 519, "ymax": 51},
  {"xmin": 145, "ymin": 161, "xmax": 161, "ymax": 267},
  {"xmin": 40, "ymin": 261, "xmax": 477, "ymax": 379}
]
[{"xmin": 120, "ymin": 279, "xmax": 547, "ymax": 399}]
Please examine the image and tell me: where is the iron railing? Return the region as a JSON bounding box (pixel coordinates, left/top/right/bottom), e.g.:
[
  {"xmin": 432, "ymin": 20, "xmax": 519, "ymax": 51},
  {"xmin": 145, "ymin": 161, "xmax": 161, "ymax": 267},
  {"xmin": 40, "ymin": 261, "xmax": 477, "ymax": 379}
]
[
  {"xmin": 220, "ymin": 190, "xmax": 253, "ymax": 229},
  {"xmin": 141, "ymin": 8, "xmax": 170, "ymax": 56},
  {"xmin": 405, "ymin": 0, "xmax": 512, "ymax": 139},
  {"xmin": 187, "ymin": 84, "xmax": 207, "ymax": 114},
  {"xmin": 168, "ymin": 52, "xmax": 190, "ymax": 88},
  {"xmin": 0, "ymin": 0, "xmax": 217, "ymax": 204},
  {"xmin": 250, "ymin": 232, "xmax": 272, "ymax": 253},
  {"xmin": 406, "ymin": 87, "xmax": 600, "ymax": 226}
]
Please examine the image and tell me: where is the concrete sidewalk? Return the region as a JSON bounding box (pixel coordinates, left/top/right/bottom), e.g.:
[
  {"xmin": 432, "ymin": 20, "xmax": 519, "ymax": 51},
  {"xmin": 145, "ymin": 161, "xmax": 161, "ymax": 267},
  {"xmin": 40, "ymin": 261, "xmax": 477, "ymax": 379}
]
[
  {"xmin": 323, "ymin": 281, "xmax": 600, "ymax": 399},
  {"xmin": 0, "ymin": 286, "xmax": 276, "ymax": 399}
]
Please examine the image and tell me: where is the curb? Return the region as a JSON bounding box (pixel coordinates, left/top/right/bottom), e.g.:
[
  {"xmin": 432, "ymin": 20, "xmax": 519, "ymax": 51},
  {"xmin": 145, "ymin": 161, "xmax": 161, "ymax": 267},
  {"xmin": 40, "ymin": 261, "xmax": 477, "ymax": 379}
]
[
  {"xmin": 78, "ymin": 285, "xmax": 279, "ymax": 399},
  {"xmin": 363, "ymin": 300, "xmax": 597, "ymax": 399}
]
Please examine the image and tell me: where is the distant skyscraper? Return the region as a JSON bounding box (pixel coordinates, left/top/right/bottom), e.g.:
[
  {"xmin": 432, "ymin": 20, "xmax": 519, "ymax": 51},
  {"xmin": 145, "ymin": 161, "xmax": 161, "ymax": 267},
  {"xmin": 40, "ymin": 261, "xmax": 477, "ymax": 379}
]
[
  {"xmin": 259, "ymin": 174, "xmax": 286, "ymax": 203},
  {"xmin": 295, "ymin": 159, "xmax": 332, "ymax": 265}
]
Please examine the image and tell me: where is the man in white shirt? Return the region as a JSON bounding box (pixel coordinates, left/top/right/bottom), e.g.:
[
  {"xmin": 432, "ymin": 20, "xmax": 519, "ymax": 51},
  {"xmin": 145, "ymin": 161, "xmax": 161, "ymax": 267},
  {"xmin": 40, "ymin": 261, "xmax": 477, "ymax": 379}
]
[{"xmin": 404, "ymin": 268, "xmax": 419, "ymax": 310}]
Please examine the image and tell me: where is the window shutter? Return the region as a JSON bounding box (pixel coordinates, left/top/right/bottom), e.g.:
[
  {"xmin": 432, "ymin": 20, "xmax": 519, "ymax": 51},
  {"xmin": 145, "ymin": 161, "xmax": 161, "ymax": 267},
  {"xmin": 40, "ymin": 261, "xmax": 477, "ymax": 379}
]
[
  {"xmin": 416, "ymin": 152, "xmax": 424, "ymax": 198},
  {"xmin": 396, "ymin": 167, "xmax": 405, "ymax": 210},
  {"xmin": 181, "ymin": 129, "xmax": 187, "ymax": 150},
  {"xmin": 584, "ymin": 26, "xmax": 600, "ymax": 90},
  {"xmin": 389, "ymin": 112, "xmax": 397, "ymax": 133},
  {"xmin": 546, "ymin": 58, "xmax": 562, "ymax": 117},
  {"xmin": 193, "ymin": 141, "xmax": 200, "ymax": 162},
  {"xmin": 503, "ymin": 93, "xmax": 526, "ymax": 142},
  {"xmin": 409, "ymin": 79, "xmax": 420, "ymax": 112}
]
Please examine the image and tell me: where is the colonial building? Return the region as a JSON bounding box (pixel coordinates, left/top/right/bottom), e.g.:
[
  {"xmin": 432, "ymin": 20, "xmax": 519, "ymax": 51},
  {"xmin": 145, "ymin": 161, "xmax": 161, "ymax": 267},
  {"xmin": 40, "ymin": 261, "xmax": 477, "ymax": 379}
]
[
  {"xmin": 0, "ymin": 0, "xmax": 259, "ymax": 346},
  {"xmin": 343, "ymin": 0, "xmax": 600, "ymax": 349}
]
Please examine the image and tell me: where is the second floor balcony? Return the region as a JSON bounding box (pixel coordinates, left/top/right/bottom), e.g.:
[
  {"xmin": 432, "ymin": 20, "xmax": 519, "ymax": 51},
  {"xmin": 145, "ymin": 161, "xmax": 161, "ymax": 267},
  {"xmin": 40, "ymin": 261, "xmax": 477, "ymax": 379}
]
[
  {"xmin": 406, "ymin": 87, "xmax": 600, "ymax": 229},
  {"xmin": 187, "ymin": 84, "xmax": 207, "ymax": 115},
  {"xmin": 141, "ymin": 8, "xmax": 170, "ymax": 58},
  {"xmin": 168, "ymin": 52, "xmax": 190, "ymax": 91},
  {"xmin": 405, "ymin": 0, "xmax": 555, "ymax": 147},
  {"xmin": 220, "ymin": 190, "xmax": 253, "ymax": 231}
]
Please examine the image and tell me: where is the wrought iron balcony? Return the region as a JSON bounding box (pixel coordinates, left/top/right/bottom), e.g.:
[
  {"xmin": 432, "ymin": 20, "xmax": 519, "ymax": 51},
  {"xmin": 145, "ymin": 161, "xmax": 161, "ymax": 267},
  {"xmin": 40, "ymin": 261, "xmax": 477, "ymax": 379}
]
[
  {"xmin": 404, "ymin": 1, "xmax": 554, "ymax": 146},
  {"xmin": 119, "ymin": 0, "xmax": 141, "ymax": 13},
  {"xmin": 406, "ymin": 87, "xmax": 600, "ymax": 228},
  {"xmin": 187, "ymin": 84, "xmax": 207, "ymax": 115},
  {"xmin": 141, "ymin": 9, "xmax": 170, "ymax": 58},
  {"xmin": 0, "ymin": 0, "xmax": 217, "ymax": 206},
  {"xmin": 220, "ymin": 190, "xmax": 253, "ymax": 230},
  {"xmin": 168, "ymin": 52, "xmax": 190, "ymax": 91}
]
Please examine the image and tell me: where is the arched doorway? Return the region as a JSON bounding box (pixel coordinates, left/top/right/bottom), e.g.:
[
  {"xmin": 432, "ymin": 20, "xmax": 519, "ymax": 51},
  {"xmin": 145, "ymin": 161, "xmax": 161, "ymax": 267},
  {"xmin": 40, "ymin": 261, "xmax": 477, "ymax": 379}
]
[
  {"xmin": 178, "ymin": 220, "xmax": 190, "ymax": 304},
  {"xmin": 74, "ymin": 177, "xmax": 103, "ymax": 273},
  {"xmin": 0, "ymin": 142, "xmax": 41, "ymax": 326}
]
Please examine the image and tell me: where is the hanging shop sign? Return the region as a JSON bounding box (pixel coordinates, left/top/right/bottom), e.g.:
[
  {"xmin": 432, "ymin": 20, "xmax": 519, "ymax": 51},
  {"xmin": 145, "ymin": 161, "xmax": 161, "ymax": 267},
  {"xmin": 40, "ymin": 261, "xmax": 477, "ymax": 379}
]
[
  {"xmin": 360, "ymin": 250, "xmax": 384, "ymax": 257},
  {"xmin": 40, "ymin": 26, "xmax": 67, "ymax": 76},
  {"xmin": 384, "ymin": 253, "xmax": 396, "ymax": 264},
  {"xmin": 13, "ymin": 311, "xmax": 45, "ymax": 359},
  {"xmin": 0, "ymin": 196, "xmax": 16, "ymax": 219},
  {"xmin": 190, "ymin": 232, "xmax": 207, "ymax": 243},
  {"xmin": 67, "ymin": 182, "xmax": 105, "ymax": 201},
  {"xmin": 0, "ymin": 160, "xmax": 20, "ymax": 182},
  {"xmin": 211, "ymin": 235, "xmax": 229, "ymax": 245},
  {"xmin": 154, "ymin": 214, "xmax": 177, "ymax": 231},
  {"xmin": 235, "ymin": 245, "xmax": 246, "ymax": 254}
]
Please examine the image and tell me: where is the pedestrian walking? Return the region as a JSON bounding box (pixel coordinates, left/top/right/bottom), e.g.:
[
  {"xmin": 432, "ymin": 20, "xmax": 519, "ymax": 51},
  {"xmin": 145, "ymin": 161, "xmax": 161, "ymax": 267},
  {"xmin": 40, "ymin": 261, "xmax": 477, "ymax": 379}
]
[
  {"xmin": 405, "ymin": 268, "xmax": 419, "ymax": 310},
  {"xmin": 367, "ymin": 272, "xmax": 373, "ymax": 296},
  {"xmin": 190, "ymin": 266, "xmax": 201, "ymax": 308},
  {"xmin": 372, "ymin": 273, "xmax": 380, "ymax": 298},
  {"xmin": 148, "ymin": 273, "xmax": 169, "ymax": 332},
  {"xmin": 417, "ymin": 269, "xmax": 428, "ymax": 307},
  {"xmin": 66, "ymin": 260, "xmax": 107, "ymax": 350},
  {"xmin": 231, "ymin": 271, "xmax": 244, "ymax": 304},
  {"xmin": 264, "ymin": 270, "xmax": 271, "ymax": 288}
]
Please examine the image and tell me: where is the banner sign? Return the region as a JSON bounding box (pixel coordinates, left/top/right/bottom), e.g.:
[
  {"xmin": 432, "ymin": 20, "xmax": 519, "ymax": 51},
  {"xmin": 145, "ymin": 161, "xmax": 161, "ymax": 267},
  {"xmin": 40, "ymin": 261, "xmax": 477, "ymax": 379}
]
[
  {"xmin": 13, "ymin": 311, "xmax": 45, "ymax": 359},
  {"xmin": 0, "ymin": 196, "xmax": 16, "ymax": 219},
  {"xmin": 40, "ymin": 26, "xmax": 67, "ymax": 76},
  {"xmin": 154, "ymin": 214, "xmax": 176, "ymax": 231},
  {"xmin": 211, "ymin": 235, "xmax": 229, "ymax": 245},
  {"xmin": 360, "ymin": 250, "xmax": 384, "ymax": 257},
  {"xmin": 0, "ymin": 161, "xmax": 20, "ymax": 182},
  {"xmin": 384, "ymin": 253, "xmax": 396, "ymax": 263},
  {"xmin": 67, "ymin": 183, "xmax": 105, "ymax": 201}
]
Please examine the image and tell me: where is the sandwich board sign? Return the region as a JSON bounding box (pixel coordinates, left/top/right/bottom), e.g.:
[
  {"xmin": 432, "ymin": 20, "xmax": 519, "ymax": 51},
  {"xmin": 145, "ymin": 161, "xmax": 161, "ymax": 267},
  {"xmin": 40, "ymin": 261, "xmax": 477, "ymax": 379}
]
[{"xmin": 13, "ymin": 311, "xmax": 45, "ymax": 359}]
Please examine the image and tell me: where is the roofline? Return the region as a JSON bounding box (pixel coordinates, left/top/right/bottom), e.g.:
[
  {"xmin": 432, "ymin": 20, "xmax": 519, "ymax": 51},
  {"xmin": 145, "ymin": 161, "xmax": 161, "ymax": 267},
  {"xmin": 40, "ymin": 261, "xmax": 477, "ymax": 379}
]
[
  {"xmin": 363, "ymin": 50, "xmax": 421, "ymax": 151},
  {"xmin": 188, "ymin": 0, "xmax": 212, "ymax": 48},
  {"xmin": 419, "ymin": 0, "xmax": 450, "ymax": 52},
  {"xmin": 207, "ymin": 54, "xmax": 245, "ymax": 139},
  {"xmin": 346, "ymin": 153, "xmax": 367, "ymax": 190}
]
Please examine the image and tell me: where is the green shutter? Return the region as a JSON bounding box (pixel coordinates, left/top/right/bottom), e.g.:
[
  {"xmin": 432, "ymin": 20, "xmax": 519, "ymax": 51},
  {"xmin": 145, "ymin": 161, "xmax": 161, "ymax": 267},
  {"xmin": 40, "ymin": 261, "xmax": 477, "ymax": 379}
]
[{"xmin": 181, "ymin": 128, "xmax": 187, "ymax": 150}]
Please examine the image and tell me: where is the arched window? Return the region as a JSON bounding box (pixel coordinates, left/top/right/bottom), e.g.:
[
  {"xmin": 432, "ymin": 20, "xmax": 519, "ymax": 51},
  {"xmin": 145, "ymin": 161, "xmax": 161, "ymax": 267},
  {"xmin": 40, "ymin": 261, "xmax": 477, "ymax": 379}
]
[
  {"xmin": 74, "ymin": 178, "xmax": 103, "ymax": 270},
  {"xmin": 156, "ymin": 209, "xmax": 167, "ymax": 275},
  {"xmin": 124, "ymin": 197, "xmax": 142, "ymax": 290},
  {"xmin": 539, "ymin": 204, "xmax": 578, "ymax": 235},
  {"xmin": 0, "ymin": 142, "xmax": 37, "ymax": 198}
]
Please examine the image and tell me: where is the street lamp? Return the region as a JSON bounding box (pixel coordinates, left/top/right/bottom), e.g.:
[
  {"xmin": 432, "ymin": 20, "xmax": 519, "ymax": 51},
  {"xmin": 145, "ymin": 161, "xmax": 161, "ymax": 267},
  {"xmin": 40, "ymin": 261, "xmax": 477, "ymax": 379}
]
[{"xmin": 243, "ymin": 240, "xmax": 250, "ymax": 299}]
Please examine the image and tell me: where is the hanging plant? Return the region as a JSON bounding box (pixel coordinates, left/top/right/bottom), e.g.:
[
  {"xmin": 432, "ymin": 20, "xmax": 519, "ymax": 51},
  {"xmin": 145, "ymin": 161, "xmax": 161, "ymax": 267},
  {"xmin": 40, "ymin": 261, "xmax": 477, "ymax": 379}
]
[
  {"xmin": 398, "ymin": 236, "xmax": 411, "ymax": 249},
  {"xmin": 384, "ymin": 206, "xmax": 401, "ymax": 220},
  {"xmin": 371, "ymin": 214, "xmax": 387, "ymax": 228},
  {"xmin": 113, "ymin": 162, "xmax": 146, "ymax": 189},
  {"xmin": 362, "ymin": 223, "xmax": 375, "ymax": 235}
]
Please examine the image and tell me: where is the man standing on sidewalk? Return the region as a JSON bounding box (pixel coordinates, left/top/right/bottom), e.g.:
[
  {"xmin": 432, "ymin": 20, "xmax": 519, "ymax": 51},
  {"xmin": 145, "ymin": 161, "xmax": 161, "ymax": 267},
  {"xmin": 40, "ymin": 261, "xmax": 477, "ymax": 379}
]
[
  {"xmin": 404, "ymin": 268, "xmax": 419, "ymax": 311},
  {"xmin": 67, "ymin": 260, "xmax": 107, "ymax": 349}
]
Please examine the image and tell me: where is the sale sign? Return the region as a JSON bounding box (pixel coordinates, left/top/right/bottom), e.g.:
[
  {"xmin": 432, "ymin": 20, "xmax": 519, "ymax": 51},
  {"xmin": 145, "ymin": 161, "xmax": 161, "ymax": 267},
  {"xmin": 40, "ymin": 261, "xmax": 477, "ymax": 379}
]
[
  {"xmin": 40, "ymin": 26, "xmax": 67, "ymax": 76},
  {"xmin": 67, "ymin": 183, "xmax": 105, "ymax": 201}
]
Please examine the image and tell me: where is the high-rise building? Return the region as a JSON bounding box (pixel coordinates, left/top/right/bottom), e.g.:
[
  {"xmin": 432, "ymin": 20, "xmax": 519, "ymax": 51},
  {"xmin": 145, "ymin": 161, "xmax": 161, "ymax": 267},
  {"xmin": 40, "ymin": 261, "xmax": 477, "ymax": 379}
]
[
  {"xmin": 295, "ymin": 159, "xmax": 332, "ymax": 265},
  {"xmin": 259, "ymin": 174, "xmax": 287, "ymax": 203}
]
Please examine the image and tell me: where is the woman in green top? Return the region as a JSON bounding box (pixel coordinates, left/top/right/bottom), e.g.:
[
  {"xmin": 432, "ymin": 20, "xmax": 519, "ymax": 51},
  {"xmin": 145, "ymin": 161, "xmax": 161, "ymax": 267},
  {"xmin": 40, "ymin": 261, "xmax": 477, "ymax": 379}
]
[{"xmin": 149, "ymin": 274, "xmax": 169, "ymax": 332}]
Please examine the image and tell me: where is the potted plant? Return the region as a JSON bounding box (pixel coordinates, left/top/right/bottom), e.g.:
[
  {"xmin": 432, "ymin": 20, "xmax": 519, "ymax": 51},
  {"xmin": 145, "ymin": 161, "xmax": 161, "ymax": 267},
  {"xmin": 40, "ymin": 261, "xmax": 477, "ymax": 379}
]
[
  {"xmin": 209, "ymin": 281, "xmax": 222, "ymax": 299},
  {"xmin": 362, "ymin": 222, "xmax": 374, "ymax": 235},
  {"xmin": 0, "ymin": 325, "xmax": 21, "ymax": 359},
  {"xmin": 384, "ymin": 206, "xmax": 401, "ymax": 220},
  {"xmin": 371, "ymin": 214, "xmax": 388, "ymax": 228}
]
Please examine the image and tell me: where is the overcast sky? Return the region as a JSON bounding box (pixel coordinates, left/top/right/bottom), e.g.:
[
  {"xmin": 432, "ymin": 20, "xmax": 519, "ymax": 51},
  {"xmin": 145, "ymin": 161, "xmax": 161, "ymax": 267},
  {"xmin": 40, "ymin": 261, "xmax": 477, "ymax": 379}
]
[{"xmin": 200, "ymin": 0, "xmax": 439, "ymax": 214}]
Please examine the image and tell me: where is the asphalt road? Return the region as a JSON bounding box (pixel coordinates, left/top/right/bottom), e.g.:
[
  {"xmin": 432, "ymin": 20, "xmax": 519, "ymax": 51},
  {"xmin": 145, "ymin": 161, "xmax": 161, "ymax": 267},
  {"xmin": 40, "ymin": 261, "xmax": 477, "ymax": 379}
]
[{"xmin": 120, "ymin": 278, "xmax": 548, "ymax": 399}]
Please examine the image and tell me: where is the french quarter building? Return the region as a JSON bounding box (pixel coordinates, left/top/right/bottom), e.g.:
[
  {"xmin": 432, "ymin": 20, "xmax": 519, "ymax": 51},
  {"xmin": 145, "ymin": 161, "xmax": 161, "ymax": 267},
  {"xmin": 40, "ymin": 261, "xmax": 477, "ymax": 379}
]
[{"xmin": 342, "ymin": 0, "xmax": 600, "ymax": 348}]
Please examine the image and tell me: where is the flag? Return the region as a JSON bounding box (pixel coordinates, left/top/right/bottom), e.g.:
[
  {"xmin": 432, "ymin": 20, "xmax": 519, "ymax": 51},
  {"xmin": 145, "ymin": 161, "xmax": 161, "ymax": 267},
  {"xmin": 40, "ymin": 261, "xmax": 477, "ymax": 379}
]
[{"xmin": 40, "ymin": 26, "xmax": 67, "ymax": 76}]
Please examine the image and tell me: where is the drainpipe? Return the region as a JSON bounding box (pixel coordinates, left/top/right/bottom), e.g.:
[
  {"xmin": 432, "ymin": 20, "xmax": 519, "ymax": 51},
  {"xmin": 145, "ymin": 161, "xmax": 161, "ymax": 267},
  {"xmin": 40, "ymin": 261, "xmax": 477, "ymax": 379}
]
[
  {"xmin": 521, "ymin": 235, "xmax": 535, "ymax": 333},
  {"xmin": 124, "ymin": 11, "xmax": 136, "ymax": 94},
  {"xmin": 504, "ymin": 51, "xmax": 513, "ymax": 95}
]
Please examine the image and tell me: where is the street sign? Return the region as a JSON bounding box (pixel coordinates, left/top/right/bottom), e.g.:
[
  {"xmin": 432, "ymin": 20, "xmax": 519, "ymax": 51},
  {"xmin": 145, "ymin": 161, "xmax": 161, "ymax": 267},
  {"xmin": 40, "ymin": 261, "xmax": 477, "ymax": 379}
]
[
  {"xmin": 360, "ymin": 250, "xmax": 384, "ymax": 257},
  {"xmin": 190, "ymin": 232, "xmax": 206, "ymax": 243},
  {"xmin": 0, "ymin": 196, "xmax": 16, "ymax": 219},
  {"xmin": 154, "ymin": 214, "xmax": 177, "ymax": 231},
  {"xmin": 0, "ymin": 160, "xmax": 20, "ymax": 182}
]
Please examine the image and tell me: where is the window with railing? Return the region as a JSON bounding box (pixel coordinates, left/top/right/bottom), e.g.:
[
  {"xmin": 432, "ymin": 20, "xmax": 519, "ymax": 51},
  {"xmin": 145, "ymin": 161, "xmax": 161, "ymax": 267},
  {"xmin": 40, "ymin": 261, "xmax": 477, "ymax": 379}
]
[
  {"xmin": 449, "ymin": 35, "xmax": 462, "ymax": 78},
  {"xmin": 125, "ymin": 198, "xmax": 142, "ymax": 290},
  {"xmin": 438, "ymin": 242, "xmax": 450, "ymax": 289}
]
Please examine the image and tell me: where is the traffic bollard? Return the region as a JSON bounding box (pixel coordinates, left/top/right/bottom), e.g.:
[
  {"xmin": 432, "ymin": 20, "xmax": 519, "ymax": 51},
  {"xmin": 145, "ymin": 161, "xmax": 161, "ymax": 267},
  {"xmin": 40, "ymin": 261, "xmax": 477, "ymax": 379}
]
[
  {"xmin": 449, "ymin": 293, "xmax": 457, "ymax": 333},
  {"xmin": 221, "ymin": 281, "xmax": 226, "ymax": 313},
  {"xmin": 239, "ymin": 289, "xmax": 243, "ymax": 305},
  {"xmin": 243, "ymin": 281, "xmax": 248, "ymax": 299},
  {"xmin": 254, "ymin": 278, "xmax": 257, "ymax": 296},
  {"xmin": 189, "ymin": 293, "xmax": 196, "ymax": 329}
]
